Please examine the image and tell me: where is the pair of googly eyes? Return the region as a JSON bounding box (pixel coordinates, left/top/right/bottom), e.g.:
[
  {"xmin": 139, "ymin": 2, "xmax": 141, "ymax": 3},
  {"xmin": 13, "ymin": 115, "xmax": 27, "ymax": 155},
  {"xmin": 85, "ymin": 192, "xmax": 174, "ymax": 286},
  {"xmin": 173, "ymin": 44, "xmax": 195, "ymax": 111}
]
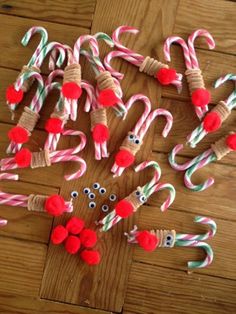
[
  {"xmin": 128, "ymin": 133, "xmax": 141, "ymax": 145},
  {"xmin": 135, "ymin": 190, "xmax": 147, "ymax": 203},
  {"xmin": 165, "ymin": 234, "xmax": 174, "ymax": 247},
  {"xmin": 89, "ymin": 203, "xmax": 109, "ymax": 211},
  {"xmin": 92, "ymin": 183, "xmax": 107, "ymax": 195},
  {"xmin": 83, "ymin": 186, "xmax": 106, "ymax": 195}
]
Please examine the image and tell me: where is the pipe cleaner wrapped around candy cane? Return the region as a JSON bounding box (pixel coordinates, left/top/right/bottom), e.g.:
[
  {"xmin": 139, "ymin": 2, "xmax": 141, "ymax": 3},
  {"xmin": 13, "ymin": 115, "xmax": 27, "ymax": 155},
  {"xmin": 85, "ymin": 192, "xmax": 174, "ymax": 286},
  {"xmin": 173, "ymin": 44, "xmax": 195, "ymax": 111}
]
[
  {"xmin": 186, "ymin": 74, "xmax": 236, "ymax": 148},
  {"xmin": 98, "ymin": 161, "xmax": 176, "ymax": 232},
  {"xmin": 125, "ymin": 216, "xmax": 216, "ymax": 269},
  {"xmin": 1, "ymin": 130, "xmax": 87, "ymax": 181},
  {"xmin": 164, "ymin": 29, "xmax": 215, "ymax": 120},
  {"xmin": 111, "ymin": 95, "xmax": 173, "ymax": 177},
  {"xmin": 103, "ymin": 26, "xmax": 182, "ymax": 91}
]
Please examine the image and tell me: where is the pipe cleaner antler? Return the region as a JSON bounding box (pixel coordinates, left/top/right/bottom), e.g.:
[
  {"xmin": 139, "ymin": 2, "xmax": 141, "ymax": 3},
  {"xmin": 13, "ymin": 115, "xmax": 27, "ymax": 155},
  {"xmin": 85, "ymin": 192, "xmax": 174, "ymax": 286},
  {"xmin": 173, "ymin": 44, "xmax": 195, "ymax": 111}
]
[
  {"xmin": 164, "ymin": 29, "xmax": 215, "ymax": 120},
  {"xmin": 1, "ymin": 130, "xmax": 87, "ymax": 181},
  {"xmin": 98, "ymin": 161, "xmax": 176, "ymax": 231},
  {"xmin": 125, "ymin": 216, "xmax": 216, "ymax": 269},
  {"xmin": 104, "ymin": 26, "xmax": 182, "ymax": 91},
  {"xmin": 111, "ymin": 95, "xmax": 173, "ymax": 177}
]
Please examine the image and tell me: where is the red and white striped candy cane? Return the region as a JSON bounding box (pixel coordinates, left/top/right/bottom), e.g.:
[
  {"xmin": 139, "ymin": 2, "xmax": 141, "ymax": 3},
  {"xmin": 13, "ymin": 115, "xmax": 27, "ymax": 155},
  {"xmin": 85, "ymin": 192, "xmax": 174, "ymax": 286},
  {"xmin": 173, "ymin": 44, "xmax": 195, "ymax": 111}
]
[{"xmin": 108, "ymin": 25, "xmax": 182, "ymax": 90}]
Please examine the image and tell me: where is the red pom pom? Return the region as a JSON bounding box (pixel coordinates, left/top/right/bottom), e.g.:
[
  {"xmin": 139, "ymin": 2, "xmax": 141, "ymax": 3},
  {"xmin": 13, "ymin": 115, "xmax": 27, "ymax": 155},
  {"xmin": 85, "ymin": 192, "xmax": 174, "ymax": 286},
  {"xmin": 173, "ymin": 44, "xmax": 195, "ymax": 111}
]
[
  {"xmin": 80, "ymin": 229, "xmax": 97, "ymax": 248},
  {"xmin": 62, "ymin": 82, "xmax": 82, "ymax": 100},
  {"xmin": 65, "ymin": 235, "xmax": 81, "ymax": 254},
  {"xmin": 191, "ymin": 88, "xmax": 211, "ymax": 107},
  {"xmin": 45, "ymin": 118, "xmax": 63, "ymax": 134},
  {"xmin": 92, "ymin": 124, "xmax": 110, "ymax": 143},
  {"xmin": 8, "ymin": 126, "xmax": 29, "ymax": 144},
  {"xmin": 136, "ymin": 231, "xmax": 159, "ymax": 252},
  {"xmin": 115, "ymin": 149, "xmax": 135, "ymax": 167},
  {"xmin": 97, "ymin": 89, "xmax": 119, "ymax": 107},
  {"xmin": 44, "ymin": 195, "xmax": 66, "ymax": 216},
  {"xmin": 115, "ymin": 199, "xmax": 134, "ymax": 218},
  {"xmin": 51, "ymin": 225, "xmax": 68, "ymax": 244},
  {"xmin": 156, "ymin": 68, "xmax": 177, "ymax": 85},
  {"xmin": 66, "ymin": 217, "xmax": 85, "ymax": 235},
  {"xmin": 6, "ymin": 85, "xmax": 24, "ymax": 103},
  {"xmin": 15, "ymin": 148, "xmax": 32, "ymax": 168},
  {"xmin": 226, "ymin": 134, "xmax": 236, "ymax": 150},
  {"xmin": 203, "ymin": 112, "xmax": 221, "ymax": 132},
  {"xmin": 80, "ymin": 250, "xmax": 101, "ymax": 265}
]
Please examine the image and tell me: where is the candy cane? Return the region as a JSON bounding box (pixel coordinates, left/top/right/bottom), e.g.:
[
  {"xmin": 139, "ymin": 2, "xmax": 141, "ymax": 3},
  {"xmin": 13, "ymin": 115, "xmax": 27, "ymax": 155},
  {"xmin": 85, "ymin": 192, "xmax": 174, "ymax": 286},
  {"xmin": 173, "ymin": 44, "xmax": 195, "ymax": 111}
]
[
  {"xmin": 187, "ymin": 74, "xmax": 236, "ymax": 148},
  {"xmin": 99, "ymin": 161, "xmax": 175, "ymax": 231},
  {"xmin": 112, "ymin": 103, "xmax": 173, "ymax": 177},
  {"xmin": 164, "ymin": 29, "xmax": 215, "ymax": 120},
  {"xmin": 183, "ymin": 133, "xmax": 236, "ymax": 191},
  {"xmin": 1, "ymin": 130, "xmax": 87, "ymax": 181},
  {"xmin": 107, "ymin": 26, "xmax": 182, "ymax": 91},
  {"xmin": 125, "ymin": 215, "xmax": 216, "ymax": 269}
]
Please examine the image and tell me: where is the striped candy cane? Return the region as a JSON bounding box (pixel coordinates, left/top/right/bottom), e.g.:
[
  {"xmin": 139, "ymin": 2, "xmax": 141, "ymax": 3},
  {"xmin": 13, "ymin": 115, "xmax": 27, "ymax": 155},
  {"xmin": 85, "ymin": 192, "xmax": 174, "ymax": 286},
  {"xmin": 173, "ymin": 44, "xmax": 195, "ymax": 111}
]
[
  {"xmin": 112, "ymin": 102, "xmax": 173, "ymax": 177},
  {"xmin": 107, "ymin": 25, "xmax": 182, "ymax": 91},
  {"xmin": 164, "ymin": 29, "xmax": 215, "ymax": 120},
  {"xmin": 1, "ymin": 130, "xmax": 87, "ymax": 181},
  {"xmin": 99, "ymin": 161, "xmax": 176, "ymax": 232}
]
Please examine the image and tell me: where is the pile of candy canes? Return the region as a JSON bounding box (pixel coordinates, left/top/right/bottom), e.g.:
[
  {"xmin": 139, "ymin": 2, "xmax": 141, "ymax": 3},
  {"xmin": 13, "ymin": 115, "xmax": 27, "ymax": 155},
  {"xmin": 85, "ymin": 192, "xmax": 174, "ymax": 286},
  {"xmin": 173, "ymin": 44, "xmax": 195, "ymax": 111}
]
[{"xmin": 1, "ymin": 25, "xmax": 236, "ymax": 269}]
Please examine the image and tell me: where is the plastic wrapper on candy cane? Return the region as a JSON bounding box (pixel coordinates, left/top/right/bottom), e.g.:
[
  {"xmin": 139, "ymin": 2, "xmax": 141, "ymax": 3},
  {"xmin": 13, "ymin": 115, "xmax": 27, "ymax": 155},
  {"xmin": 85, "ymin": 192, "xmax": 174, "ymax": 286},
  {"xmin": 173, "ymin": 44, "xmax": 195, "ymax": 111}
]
[
  {"xmin": 111, "ymin": 95, "xmax": 173, "ymax": 177},
  {"xmin": 103, "ymin": 26, "xmax": 182, "ymax": 91},
  {"xmin": 1, "ymin": 130, "xmax": 87, "ymax": 181},
  {"xmin": 164, "ymin": 29, "xmax": 215, "ymax": 120},
  {"xmin": 125, "ymin": 216, "xmax": 216, "ymax": 269},
  {"xmin": 98, "ymin": 161, "xmax": 176, "ymax": 232}
]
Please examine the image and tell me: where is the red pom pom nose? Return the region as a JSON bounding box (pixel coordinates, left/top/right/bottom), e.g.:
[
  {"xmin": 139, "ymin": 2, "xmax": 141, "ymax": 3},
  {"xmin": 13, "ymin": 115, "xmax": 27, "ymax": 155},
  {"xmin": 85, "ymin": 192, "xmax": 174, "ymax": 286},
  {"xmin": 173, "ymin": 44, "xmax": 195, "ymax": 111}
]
[
  {"xmin": 136, "ymin": 231, "xmax": 159, "ymax": 252},
  {"xmin": 65, "ymin": 235, "xmax": 81, "ymax": 254},
  {"xmin": 51, "ymin": 225, "xmax": 68, "ymax": 244},
  {"xmin": 203, "ymin": 112, "xmax": 221, "ymax": 132},
  {"xmin": 62, "ymin": 82, "xmax": 82, "ymax": 100},
  {"xmin": 66, "ymin": 217, "xmax": 85, "ymax": 235},
  {"xmin": 156, "ymin": 68, "xmax": 177, "ymax": 85},
  {"xmin": 92, "ymin": 124, "xmax": 110, "ymax": 143},
  {"xmin": 6, "ymin": 85, "xmax": 24, "ymax": 104},
  {"xmin": 115, "ymin": 149, "xmax": 135, "ymax": 168},
  {"xmin": 191, "ymin": 88, "xmax": 211, "ymax": 107},
  {"xmin": 44, "ymin": 195, "xmax": 66, "ymax": 216},
  {"xmin": 8, "ymin": 126, "xmax": 29, "ymax": 144},
  {"xmin": 15, "ymin": 148, "xmax": 32, "ymax": 168},
  {"xmin": 98, "ymin": 89, "xmax": 119, "ymax": 107},
  {"xmin": 226, "ymin": 134, "xmax": 236, "ymax": 150},
  {"xmin": 80, "ymin": 250, "xmax": 101, "ymax": 265},
  {"xmin": 80, "ymin": 229, "xmax": 97, "ymax": 248},
  {"xmin": 45, "ymin": 118, "xmax": 63, "ymax": 134},
  {"xmin": 115, "ymin": 199, "xmax": 134, "ymax": 218}
]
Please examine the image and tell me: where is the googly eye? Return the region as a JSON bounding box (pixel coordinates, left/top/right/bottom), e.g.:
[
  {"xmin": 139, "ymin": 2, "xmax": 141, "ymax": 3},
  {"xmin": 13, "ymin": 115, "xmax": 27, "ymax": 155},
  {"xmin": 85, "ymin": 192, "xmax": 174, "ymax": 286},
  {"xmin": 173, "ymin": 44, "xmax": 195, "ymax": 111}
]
[
  {"xmin": 88, "ymin": 192, "xmax": 95, "ymax": 200},
  {"xmin": 166, "ymin": 235, "xmax": 173, "ymax": 241},
  {"xmin": 135, "ymin": 190, "xmax": 141, "ymax": 197},
  {"xmin": 128, "ymin": 134, "xmax": 135, "ymax": 141},
  {"xmin": 139, "ymin": 195, "xmax": 147, "ymax": 203},
  {"xmin": 89, "ymin": 201, "xmax": 96, "ymax": 209},
  {"xmin": 99, "ymin": 187, "xmax": 106, "ymax": 195},
  {"xmin": 165, "ymin": 241, "xmax": 171, "ymax": 247},
  {"xmin": 134, "ymin": 138, "xmax": 140, "ymax": 145},
  {"xmin": 101, "ymin": 204, "xmax": 109, "ymax": 212},
  {"xmin": 92, "ymin": 182, "xmax": 100, "ymax": 190},
  {"xmin": 71, "ymin": 191, "xmax": 78, "ymax": 199},
  {"xmin": 109, "ymin": 194, "xmax": 117, "ymax": 202},
  {"xmin": 83, "ymin": 187, "xmax": 90, "ymax": 195}
]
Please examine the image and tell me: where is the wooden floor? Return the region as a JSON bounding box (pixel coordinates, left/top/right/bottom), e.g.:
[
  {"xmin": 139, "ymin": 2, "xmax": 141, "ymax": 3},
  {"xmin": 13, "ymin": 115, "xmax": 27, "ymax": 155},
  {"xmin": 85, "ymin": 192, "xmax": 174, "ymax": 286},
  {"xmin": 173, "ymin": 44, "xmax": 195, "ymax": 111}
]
[{"xmin": 0, "ymin": 0, "xmax": 236, "ymax": 313}]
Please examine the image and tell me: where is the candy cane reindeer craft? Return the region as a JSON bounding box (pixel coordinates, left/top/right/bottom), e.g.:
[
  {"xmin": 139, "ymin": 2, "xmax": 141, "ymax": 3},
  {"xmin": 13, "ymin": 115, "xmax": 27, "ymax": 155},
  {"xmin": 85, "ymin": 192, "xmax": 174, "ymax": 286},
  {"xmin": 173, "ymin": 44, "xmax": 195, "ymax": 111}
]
[
  {"xmin": 104, "ymin": 26, "xmax": 182, "ymax": 91},
  {"xmin": 111, "ymin": 95, "xmax": 173, "ymax": 177},
  {"xmin": 125, "ymin": 216, "xmax": 216, "ymax": 269},
  {"xmin": 1, "ymin": 130, "xmax": 87, "ymax": 181},
  {"xmin": 98, "ymin": 161, "xmax": 176, "ymax": 232},
  {"xmin": 164, "ymin": 29, "xmax": 215, "ymax": 120}
]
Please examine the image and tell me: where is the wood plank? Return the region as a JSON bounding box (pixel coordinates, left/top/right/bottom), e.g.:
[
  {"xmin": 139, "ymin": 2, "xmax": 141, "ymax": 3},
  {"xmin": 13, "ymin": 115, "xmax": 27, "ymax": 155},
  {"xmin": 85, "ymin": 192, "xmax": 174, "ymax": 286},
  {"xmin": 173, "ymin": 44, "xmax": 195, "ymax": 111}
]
[
  {"xmin": 0, "ymin": 293, "xmax": 112, "ymax": 314},
  {"xmin": 0, "ymin": 0, "xmax": 96, "ymax": 28},
  {"xmin": 133, "ymin": 208, "xmax": 236, "ymax": 280},
  {"xmin": 0, "ymin": 237, "xmax": 47, "ymax": 297},
  {"xmin": 0, "ymin": 180, "xmax": 58, "ymax": 243},
  {"xmin": 174, "ymin": 0, "xmax": 236, "ymax": 55},
  {"xmin": 40, "ymin": 0, "xmax": 179, "ymax": 312},
  {"xmin": 153, "ymin": 98, "xmax": 236, "ymax": 166},
  {"xmin": 123, "ymin": 262, "xmax": 236, "ymax": 314}
]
